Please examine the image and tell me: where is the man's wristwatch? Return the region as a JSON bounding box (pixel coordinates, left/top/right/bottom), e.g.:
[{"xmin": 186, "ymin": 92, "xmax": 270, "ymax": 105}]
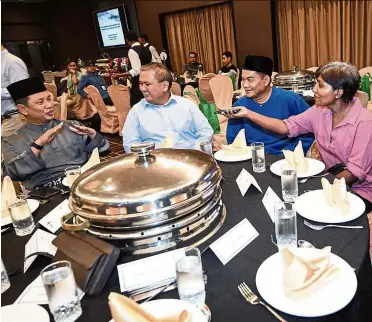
[{"xmin": 31, "ymin": 141, "xmax": 43, "ymax": 150}]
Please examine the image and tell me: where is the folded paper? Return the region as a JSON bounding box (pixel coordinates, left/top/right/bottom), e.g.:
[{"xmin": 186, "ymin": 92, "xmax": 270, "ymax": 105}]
[
  {"xmin": 321, "ymin": 177, "xmax": 349, "ymax": 214},
  {"xmin": 81, "ymin": 148, "xmax": 100, "ymax": 173},
  {"xmin": 1, "ymin": 176, "xmax": 17, "ymax": 219},
  {"xmin": 221, "ymin": 129, "xmax": 250, "ymax": 155},
  {"xmin": 282, "ymin": 141, "xmax": 308, "ymax": 172}
]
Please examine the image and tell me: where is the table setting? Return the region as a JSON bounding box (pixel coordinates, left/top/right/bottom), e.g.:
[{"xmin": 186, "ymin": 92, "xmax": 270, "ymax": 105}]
[{"xmin": 1, "ymin": 140, "xmax": 371, "ymax": 322}]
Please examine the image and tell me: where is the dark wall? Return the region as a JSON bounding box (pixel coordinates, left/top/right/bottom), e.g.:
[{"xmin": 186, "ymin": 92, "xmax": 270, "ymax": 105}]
[{"xmin": 135, "ymin": 0, "xmax": 274, "ymax": 68}]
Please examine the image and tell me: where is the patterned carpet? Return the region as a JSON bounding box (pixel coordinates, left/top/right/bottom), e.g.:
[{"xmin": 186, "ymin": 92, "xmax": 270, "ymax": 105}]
[{"xmin": 101, "ymin": 134, "xmax": 126, "ymax": 162}]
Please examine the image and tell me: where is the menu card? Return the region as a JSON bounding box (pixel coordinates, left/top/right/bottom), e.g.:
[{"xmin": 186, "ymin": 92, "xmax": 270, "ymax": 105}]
[
  {"xmin": 117, "ymin": 249, "xmax": 185, "ymax": 292},
  {"xmin": 210, "ymin": 218, "xmax": 259, "ymax": 265},
  {"xmin": 236, "ymin": 169, "xmax": 263, "ymax": 196},
  {"xmin": 39, "ymin": 199, "xmax": 70, "ymax": 233},
  {"xmin": 262, "ymin": 186, "xmax": 282, "ymax": 223}
]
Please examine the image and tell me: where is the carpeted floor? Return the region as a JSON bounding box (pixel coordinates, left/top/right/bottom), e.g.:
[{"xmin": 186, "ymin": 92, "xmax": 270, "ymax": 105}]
[{"xmin": 101, "ymin": 134, "xmax": 126, "ymax": 162}]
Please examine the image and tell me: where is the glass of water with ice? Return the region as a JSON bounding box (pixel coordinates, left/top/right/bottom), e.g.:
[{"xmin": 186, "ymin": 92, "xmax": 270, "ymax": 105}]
[
  {"xmin": 176, "ymin": 248, "xmax": 205, "ymax": 307},
  {"xmin": 275, "ymin": 202, "xmax": 297, "ymax": 249},
  {"xmin": 41, "ymin": 261, "xmax": 82, "ymax": 322},
  {"xmin": 1, "ymin": 258, "xmax": 11, "ymax": 293},
  {"xmin": 6, "ymin": 197, "xmax": 35, "ymax": 236},
  {"xmin": 280, "ymin": 164, "xmax": 298, "ymax": 202},
  {"xmin": 251, "ymin": 142, "xmax": 265, "ymax": 173}
]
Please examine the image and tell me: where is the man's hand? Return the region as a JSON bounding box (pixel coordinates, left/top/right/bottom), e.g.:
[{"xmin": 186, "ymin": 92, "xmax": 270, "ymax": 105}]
[
  {"xmin": 69, "ymin": 124, "xmax": 96, "ymax": 139},
  {"xmin": 34, "ymin": 123, "xmax": 63, "ymax": 146},
  {"xmin": 226, "ymin": 106, "xmax": 250, "ymax": 119}
]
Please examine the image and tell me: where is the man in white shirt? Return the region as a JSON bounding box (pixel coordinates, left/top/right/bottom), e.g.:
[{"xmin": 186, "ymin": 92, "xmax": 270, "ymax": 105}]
[
  {"xmin": 112, "ymin": 31, "xmax": 152, "ymax": 106},
  {"xmin": 1, "ymin": 44, "xmax": 29, "ymax": 136},
  {"xmin": 138, "ymin": 34, "xmax": 162, "ymax": 63}
]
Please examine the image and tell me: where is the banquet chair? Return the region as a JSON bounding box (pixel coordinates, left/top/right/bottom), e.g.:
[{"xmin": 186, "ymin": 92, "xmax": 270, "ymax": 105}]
[
  {"xmin": 85, "ymin": 86, "xmax": 119, "ymax": 134},
  {"xmin": 44, "ymin": 83, "xmax": 58, "ymax": 100},
  {"xmin": 235, "ymin": 68, "xmax": 240, "ymax": 90},
  {"xmin": 209, "ymin": 75, "xmax": 234, "ymax": 149},
  {"xmin": 107, "ymin": 85, "xmax": 131, "ymax": 136},
  {"xmin": 359, "ymin": 67, "xmax": 372, "ymax": 100},
  {"xmin": 42, "ymin": 71, "xmax": 55, "ymax": 84},
  {"xmin": 356, "ymin": 91, "xmax": 368, "ymax": 108},
  {"xmin": 271, "ymin": 72, "xmax": 278, "ymax": 86},
  {"xmin": 306, "ymin": 67, "xmax": 318, "ymax": 73},
  {"xmin": 170, "ymin": 82, "xmax": 182, "ymax": 96},
  {"xmin": 59, "ymin": 93, "xmax": 68, "ymax": 120},
  {"xmin": 199, "ymin": 73, "xmax": 216, "ymax": 104},
  {"xmin": 183, "ymin": 85, "xmax": 200, "ymax": 105}
]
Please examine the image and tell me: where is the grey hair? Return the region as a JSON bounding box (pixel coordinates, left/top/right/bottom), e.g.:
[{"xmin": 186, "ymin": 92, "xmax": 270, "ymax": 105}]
[{"xmin": 15, "ymin": 97, "xmax": 29, "ymax": 106}]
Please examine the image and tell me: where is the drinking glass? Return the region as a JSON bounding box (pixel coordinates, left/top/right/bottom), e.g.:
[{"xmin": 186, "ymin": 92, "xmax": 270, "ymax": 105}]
[
  {"xmin": 64, "ymin": 166, "xmax": 81, "ymax": 188},
  {"xmin": 251, "ymin": 142, "xmax": 266, "ymax": 173},
  {"xmin": 176, "ymin": 248, "xmax": 205, "ymax": 307},
  {"xmin": 280, "ymin": 164, "xmax": 298, "ymax": 202},
  {"xmin": 275, "ymin": 202, "xmax": 297, "ymax": 249},
  {"xmin": 41, "ymin": 261, "xmax": 82, "ymax": 322},
  {"xmin": 1, "ymin": 258, "xmax": 11, "ymax": 293},
  {"xmin": 6, "ymin": 197, "xmax": 35, "ymax": 236},
  {"xmin": 200, "ymin": 140, "xmax": 213, "ymax": 156}
]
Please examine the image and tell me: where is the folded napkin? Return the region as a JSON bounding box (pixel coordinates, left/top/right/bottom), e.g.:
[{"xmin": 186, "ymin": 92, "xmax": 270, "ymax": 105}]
[
  {"xmin": 1, "ymin": 176, "xmax": 17, "ymax": 218},
  {"xmin": 282, "ymin": 141, "xmax": 308, "ymax": 172},
  {"xmin": 108, "ymin": 293, "xmax": 191, "ymax": 322},
  {"xmin": 281, "ymin": 247, "xmax": 339, "ymax": 294},
  {"xmin": 221, "ymin": 129, "xmax": 249, "ymax": 155},
  {"xmin": 321, "ymin": 177, "xmax": 349, "ymax": 214},
  {"xmin": 81, "ymin": 148, "xmax": 100, "ymax": 174}
]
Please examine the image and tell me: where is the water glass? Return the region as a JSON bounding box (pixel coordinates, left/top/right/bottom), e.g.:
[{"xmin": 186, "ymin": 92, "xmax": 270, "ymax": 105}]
[
  {"xmin": 251, "ymin": 142, "xmax": 266, "ymax": 173},
  {"xmin": 200, "ymin": 140, "xmax": 213, "ymax": 156},
  {"xmin": 6, "ymin": 197, "xmax": 35, "ymax": 236},
  {"xmin": 64, "ymin": 166, "xmax": 81, "ymax": 188},
  {"xmin": 41, "ymin": 261, "xmax": 82, "ymax": 322},
  {"xmin": 176, "ymin": 248, "xmax": 206, "ymax": 307},
  {"xmin": 1, "ymin": 259, "xmax": 11, "ymax": 293},
  {"xmin": 275, "ymin": 202, "xmax": 297, "ymax": 249},
  {"xmin": 280, "ymin": 164, "xmax": 298, "ymax": 202}
]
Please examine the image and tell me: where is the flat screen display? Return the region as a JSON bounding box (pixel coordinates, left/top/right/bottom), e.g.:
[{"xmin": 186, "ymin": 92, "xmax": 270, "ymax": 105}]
[{"xmin": 93, "ymin": 6, "xmax": 129, "ymax": 48}]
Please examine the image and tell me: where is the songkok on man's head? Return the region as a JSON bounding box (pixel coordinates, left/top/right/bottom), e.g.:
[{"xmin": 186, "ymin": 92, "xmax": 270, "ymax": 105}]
[
  {"xmin": 242, "ymin": 55, "xmax": 273, "ymax": 76},
  {"xmin": 7, "ymin": 77, "xmax": 47, "ymax": 101}
]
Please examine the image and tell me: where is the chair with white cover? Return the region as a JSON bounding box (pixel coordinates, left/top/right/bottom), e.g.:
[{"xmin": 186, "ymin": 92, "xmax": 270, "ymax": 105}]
[
  {"xmin": 199, "ymin": 73, "xmax": 216, "ymax": 104},
  {"xmin": 271, "ymin": 72, "xmax": 278, "ymax": 87},
  {"xmin": 170, "ymin": 82, "xmax": 182, "ymax": 96},
  {"xmin": 235, "ymin": 68, "xmax": 240, "ymax": 90},
  {"xmin": 359, "ymin": 67, "xmax": 372, "ymax": 101},
  {"xmin": 59, "ymin": 93, "xmax": 68, "ymax": 120},
  {"xmin": 209, "ymin": 75, "xmax": 234, "ymax": 149},
  {"xmin": 44, "ymin": 83, "xmax": 57, "ymax": 101},
  {"xmin": 306, "ymin": 67, "xmax": 319, "ymax": 73},
  {"xmin": 42, "ymin": 71, "xmax": 55, "ymax": 84},
  {"xmin": 85, "ymin": 85, "xmax": 119, "ymax": 134},
  {"xmin": 183, "ymin": 85, "xmax": 200, "ymax": 105},
  {"xmin": 356, "ymin": 90, "xmax": 369, "ymax": 108},
  {"xmin": 107, "ymin": 85, "xmax": 131, "ymax": 136}
]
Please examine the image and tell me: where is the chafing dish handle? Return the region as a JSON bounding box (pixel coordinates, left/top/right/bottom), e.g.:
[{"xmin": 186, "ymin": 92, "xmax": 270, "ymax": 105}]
[{"xmin": 61, "ymin": 213, "xmax": 90, "ymax": 231}]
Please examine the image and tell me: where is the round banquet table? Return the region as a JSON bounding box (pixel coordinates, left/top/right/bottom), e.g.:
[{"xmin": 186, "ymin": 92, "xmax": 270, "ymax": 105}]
[{"xmin": 1, "ymin": 154, "xmax": 371, "ymax": 322}]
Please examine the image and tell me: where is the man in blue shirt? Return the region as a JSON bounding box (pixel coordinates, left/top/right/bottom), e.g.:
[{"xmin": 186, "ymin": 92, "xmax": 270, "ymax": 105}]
[
  {"xmin": 227, "ymin": 55, "xmax": 314, "ymax": 155},
  {"xmin": 77, "ymin": 60, "xmax": 113, "ymax": 105},
  {"xmin": 123, "ymin": 63, "xmax": 213, "ymax": 152}
]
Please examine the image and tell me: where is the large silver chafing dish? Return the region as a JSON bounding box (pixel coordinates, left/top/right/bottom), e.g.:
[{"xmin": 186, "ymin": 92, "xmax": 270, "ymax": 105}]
[
  {"xmin": 63, "ymin": 142, "xmax": 226, "ymax": 255},
  {"xmin": 273, "ymin": 66, "xmax": 316, "ymax": 91}
]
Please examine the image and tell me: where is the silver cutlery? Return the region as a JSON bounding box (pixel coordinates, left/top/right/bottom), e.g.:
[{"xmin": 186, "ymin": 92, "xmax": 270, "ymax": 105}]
[
  {"xmin": 298, "ymin": 239, "xmax": 315, "ymax": 248},
  {"xmin": 1, "ymin": 227, "xmax": 10, "ymax": 233},
  {"xmin": 238, "ymin": 282, "xmax": 287, "ymax": 322},
  {"xmin": 298, "ymin": 173, "xmax": 329, "ymax": 184},
  {"xmin": 304, "ymin": 220, "xmax": 363, "ymax": 230}
]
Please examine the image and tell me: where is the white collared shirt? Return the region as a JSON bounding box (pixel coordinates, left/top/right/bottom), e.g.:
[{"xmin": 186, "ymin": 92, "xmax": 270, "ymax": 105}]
[
  {"xmin": 1, "ymin": 49, "xmax": 29, "ymax": 114},
  {"xmin": 144, "ymin": 43, "xmax": 162, "ymax": 63},
  {"xmin": 128, "ymin": 42, "xmax": 141, "ymax": 77}
]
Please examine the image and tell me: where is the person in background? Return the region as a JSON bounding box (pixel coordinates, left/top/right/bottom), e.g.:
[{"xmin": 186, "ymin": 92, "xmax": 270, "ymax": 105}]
[
  {"xmin": 77, "ymin": 60, "xmax": 113, "ymax": 105},
  {"xmin": 2, "ymin": 77, "xmax": 110, "ymax": 190},
  {"xmin": 183, "ymin": 52, "xmax": 203, "ymax": 79},
  {"xmin": 1, "ymin": 43, "xmax": 29, "ymax": 136},
  {"xmin": 226, "ymin": 55, "xmax": 314, "ymax": 155},
  {"xmin": 227, "ymin": 61, "xmax": 372, "ymax": 212},
  {"xmin": 218, "ymin": 51, "xmax": 238, "ymax": 89},
  {"xmin": 112, "ymin": 31, "xmax": 152, "ymax": 106},
  {"xmin": 123, "ymin": 63, "xmax": 213, "ymax": 152},
  {"xmin": 138, "ymin": 33, "xmax": 162, "ymax": 63},
  {"xmin": 65, "ymin": 58, "xmax": 83, "ymax": 109}
]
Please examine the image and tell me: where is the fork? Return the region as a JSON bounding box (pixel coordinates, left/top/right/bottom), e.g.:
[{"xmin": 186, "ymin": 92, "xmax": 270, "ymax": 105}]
[
  {"xmin": 238, "ymin": 282, "xmax": 287, "ymax": 322},
  {"xmin": 298, "ymin": 173, "xmax": 329, "ymax": 184},
  {"xmin": 304, "ymin": 220, "xmax": 363, "ymax": 230}
]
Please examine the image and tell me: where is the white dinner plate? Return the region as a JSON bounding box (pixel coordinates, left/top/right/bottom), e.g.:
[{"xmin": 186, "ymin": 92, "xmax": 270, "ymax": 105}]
[
  {"xmin": 62, "ymin": 177, "xmax": 69, "ymax": 187},
  {"xmin": 256, "ymin": 250, "xmax": 357, "ymax": 317},
  {"xmin": 109, "ymin": 299, "xmax": 209, "ymax": 322},
  {"xmin": 294, "ymin": 190, "xmax": 365, "ymax": 223},
  {"xmin": 1, "ymin": 304, "xmax": 50, "ymax": 322},
  {"xmin": 1, "ymin": 199, "xmax": 40, "ymax": 227},
  {"xmin": 270, "ymin": 158, "xmax": 325, "ymax": 178},
  {"xmin": 214, "ymin": 149, "xmax": 252, "ymax": 162}
]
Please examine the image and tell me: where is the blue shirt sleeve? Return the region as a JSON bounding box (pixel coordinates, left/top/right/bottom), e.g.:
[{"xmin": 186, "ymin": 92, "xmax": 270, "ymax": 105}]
[{"xmin": 77, "ymin": 76, "xmax": 89, "ymax": 98}]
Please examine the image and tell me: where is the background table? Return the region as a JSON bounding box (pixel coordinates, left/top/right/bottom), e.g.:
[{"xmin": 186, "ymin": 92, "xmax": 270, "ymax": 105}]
[{"xmin": 2, "ymin": 155, "xmax": 371, "ymax": 322}]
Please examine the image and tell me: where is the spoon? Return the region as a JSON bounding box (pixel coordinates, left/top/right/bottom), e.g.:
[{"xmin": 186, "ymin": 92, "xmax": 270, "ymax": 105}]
[{"xmin": 298, "ymin": 173, "xmax": 329, "ymax": 184}]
